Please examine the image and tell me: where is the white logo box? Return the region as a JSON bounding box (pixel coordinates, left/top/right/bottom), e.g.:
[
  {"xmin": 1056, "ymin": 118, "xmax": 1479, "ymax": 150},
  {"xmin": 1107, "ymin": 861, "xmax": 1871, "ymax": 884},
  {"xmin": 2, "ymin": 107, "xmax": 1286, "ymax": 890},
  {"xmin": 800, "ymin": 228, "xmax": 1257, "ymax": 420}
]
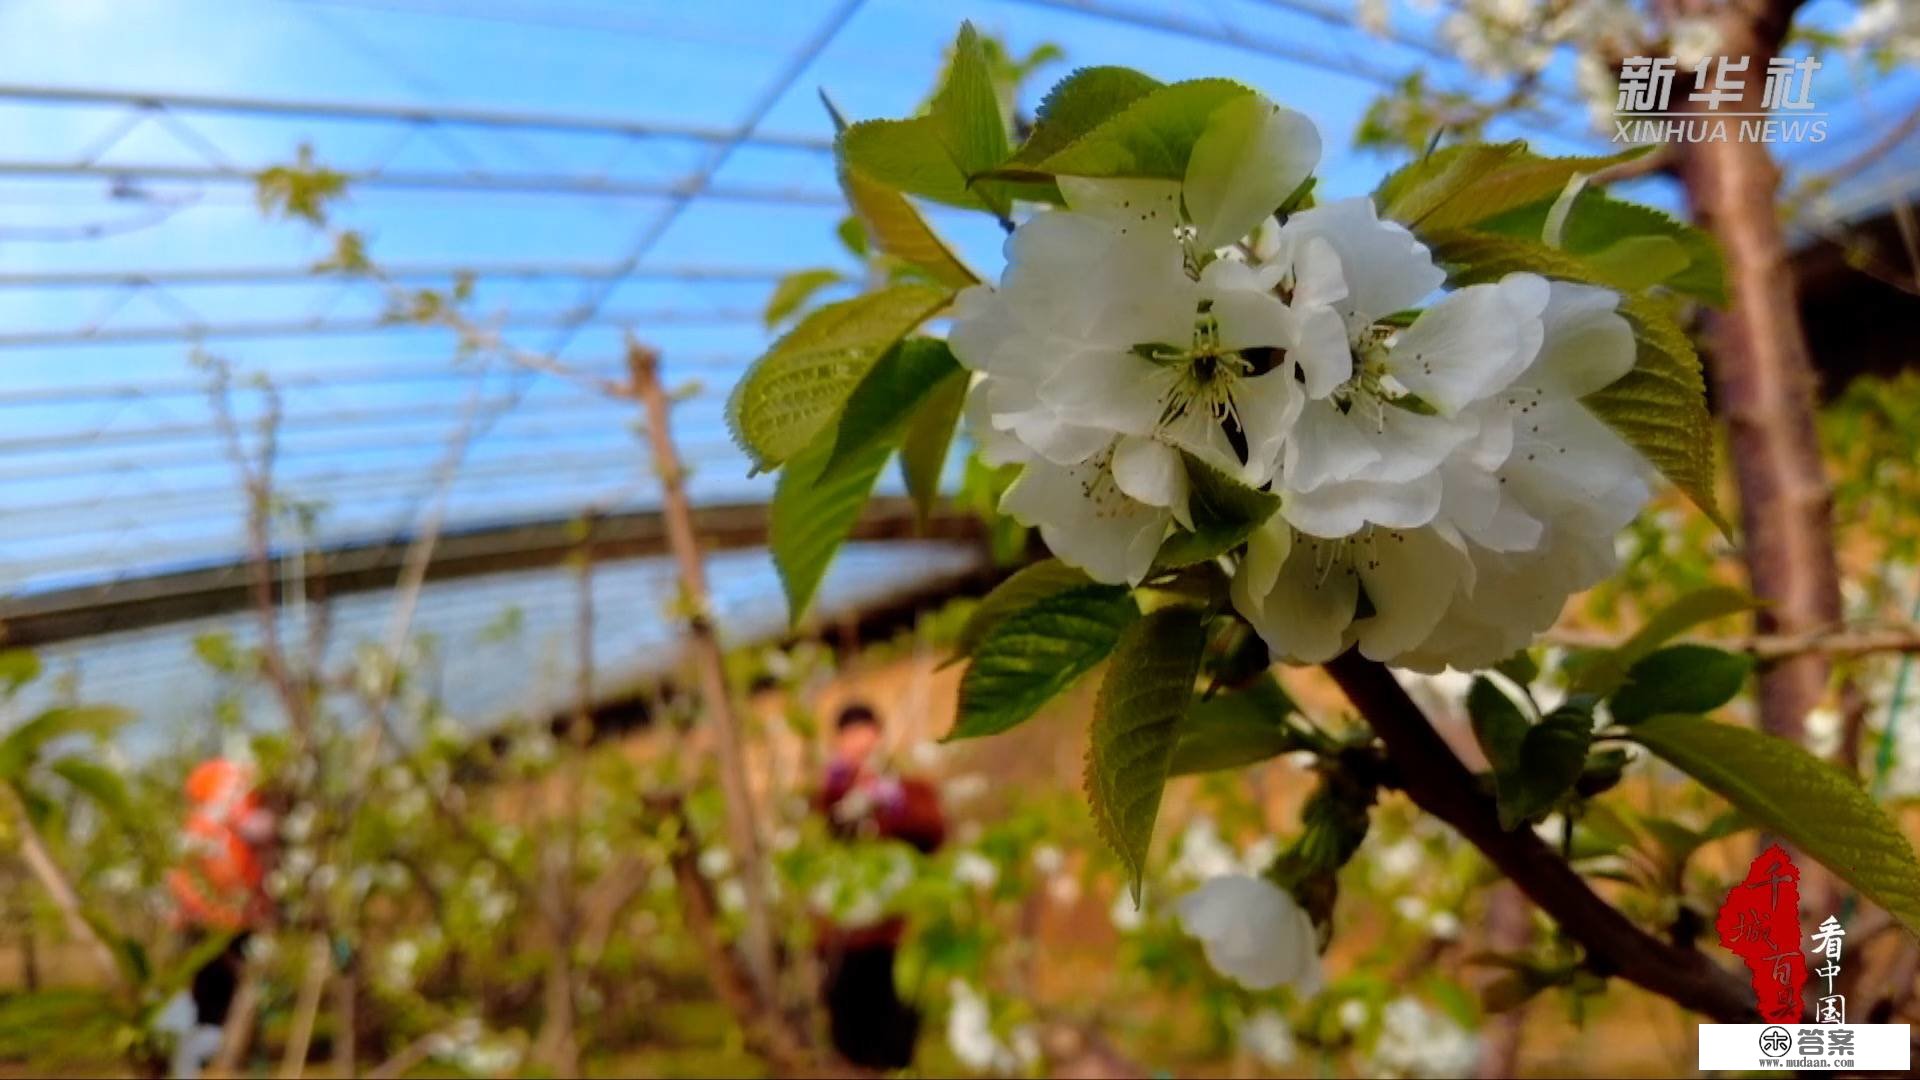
[{"xmin": 1699, "ymin": 1024, "xmax": 1909, "ymax": 1071}]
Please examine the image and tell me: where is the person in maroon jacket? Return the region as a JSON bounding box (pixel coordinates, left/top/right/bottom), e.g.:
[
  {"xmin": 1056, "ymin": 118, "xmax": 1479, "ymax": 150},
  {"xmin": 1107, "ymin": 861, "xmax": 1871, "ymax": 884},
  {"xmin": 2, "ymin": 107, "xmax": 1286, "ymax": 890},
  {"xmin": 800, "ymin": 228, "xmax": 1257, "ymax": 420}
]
[{"xmin": 815, "ymin": 703, "xmax": 945, "ymax": 1069}]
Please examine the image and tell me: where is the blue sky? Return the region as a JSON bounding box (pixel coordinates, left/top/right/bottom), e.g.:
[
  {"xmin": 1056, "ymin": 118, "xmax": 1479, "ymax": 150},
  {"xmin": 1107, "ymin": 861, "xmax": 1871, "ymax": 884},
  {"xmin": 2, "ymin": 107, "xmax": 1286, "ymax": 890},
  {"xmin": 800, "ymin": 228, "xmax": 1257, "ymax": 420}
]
[{"xmin": 1, "ymin": 0, "xmax": 1914, "ymax": 596}]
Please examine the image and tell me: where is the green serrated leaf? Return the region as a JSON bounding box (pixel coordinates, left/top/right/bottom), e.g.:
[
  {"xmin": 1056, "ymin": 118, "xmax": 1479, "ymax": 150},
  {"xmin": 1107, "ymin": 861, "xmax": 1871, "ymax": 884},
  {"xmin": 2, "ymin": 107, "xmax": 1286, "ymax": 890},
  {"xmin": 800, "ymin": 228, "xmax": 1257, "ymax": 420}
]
[
  {"xmin": 1479, "ymin": 187, "xmax": 1726, "ymax": 307},
  {"xmin": 770, "ymin": 427, "xmax": 893, "ymax": 623},
  {"xmin": 1608, "ymin": 644, "xmax": 1754, "ymax": 725},
  {"xmin": 838, "ymin": 22, "xmax": 1015, "ymax": 215},
  {"xmin": 1468, "ymin": 676, "xmax": 1529, "ymax": 777},
  {"xmin": 952, "ymin": 586, "xmax": 1137, "ymax": 739},
  {"xmin": 1087, "ymin": 606, "xmax": 1206, "ymax": 896},
  {"xmin": 0, "ymin": 706, "xmax": 130, "ymax": 779},
  {"xmin": 1422, "ymin": 230, "xmax": 1724, "ymax": 531},
  {"xmin": 996, "ymin": 79, "xmax": 1253, "ymax": 182},
  {"xmin": 952, "ymin": 560, "xmax": 1100, "ymax": 662},
  {"xmin": 762, "ymin": 268, "xmax": 844, "ymax": 328},
  {"xmin": 1499, "ymin": 707, "xmax": 1596, "ymax": 830},
  {"xmin": 1010, "ymin": 65, "xmax": 1164, "ymax": 169},
  {"xmin": 826, "ymin": 338, "xmax": 962, "ymax": 476},
  {"xmin": 1155, "ymin": 453, "xmax": 1281, "ymax": 568},
  {"xmin": 1376, "ymin": 142, "xmax": 1648, "ymax": 232},
  {"xmin": 840, "ymin": 164, "xmax": 979, "ymax": 288},
  {"xmin": 1632, "ymin": 714, "xmax": 1920, "ymax": 937},
  {"xmin": 727, "ymin": 284, "xmax": 951, "ymax": 471},
  {"xmin": 898, "ymin": 368, "xmax": 968, "ymax": 524},
  {"xmin": 1169, "ymin": 672, "xmax": 1300, "ymax": 776},
  {"xmin": 1572, "ymin": 584, "xmax": 1758, "ymax": 694}
]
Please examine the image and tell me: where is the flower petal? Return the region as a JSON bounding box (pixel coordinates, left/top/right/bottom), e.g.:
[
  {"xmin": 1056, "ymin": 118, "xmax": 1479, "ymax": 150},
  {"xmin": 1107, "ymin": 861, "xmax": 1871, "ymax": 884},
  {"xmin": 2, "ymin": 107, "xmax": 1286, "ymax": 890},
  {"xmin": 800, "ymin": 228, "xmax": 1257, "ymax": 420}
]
[
  {"xmin": 1389, "ymin": 272, "xmax": 1548, "ymax": 415},
  {"xmin": 1232, "ymin": 535, "xmax": 1357, "ymax": 664},
  {"xmin": 1001, "ymin": 456, "xmax": 1170, "ymax": 585},
  {"xmin": 1289, "ymin": 302, "xmax": 1353, "ymax": 399},
  {"xmin": 1514, "ymin": 281, "xmax": 1636, "ymax": 400},
  {"xmin": 1284, "ymin": 400, "xmax": 1380, "ymax": 492},
  {"xmin": 1242, "ymin": 514, "xmax": 1292, "ymax": 598},
  {"xmin": 1112, "ymin": 435, "xmax": 1192, "ymax": 528},
  {"xmin": 1277, "ymin": 198, "xmax": 1443, "ymax": 327},
  {"xmin": 1231, "ymin": 369, "xmax": 1304, "ymax": 485},
  {"xmin": 1354, "ymin": 528, "xmax": 1469, "ymax": 661},
  {"xmin": 1038, "ymin": 349, "xmax": 1179, "ymax": 437},
  {"xmin": 1285, "ymin": 474, "xmax": 1443, "ymax": 536},
  {"xmin": 1185, "ymin": 95, "xmax": 1321, "ymax": 251}
]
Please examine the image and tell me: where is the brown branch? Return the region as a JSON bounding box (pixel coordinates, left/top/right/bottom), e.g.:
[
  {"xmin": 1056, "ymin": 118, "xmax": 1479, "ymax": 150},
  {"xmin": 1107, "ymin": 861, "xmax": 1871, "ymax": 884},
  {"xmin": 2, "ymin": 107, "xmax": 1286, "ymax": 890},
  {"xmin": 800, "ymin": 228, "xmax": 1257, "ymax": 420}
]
[
  {"xmin": 1324, "ymin": 650, "xmax": 1759, "ymax": 1022},
  {"xmin": 0, "ymin": 780, "xmax": 124, "ymax": 991},
  {"xmin": 1674, "ymin": 6, "xmax": 1843, "ymax": 760},
  {"xmin": 277, "ymin": 934, "xmax": 331, "ymax": 1078},
  {"xmin": 626, "ymin": 339, "xmax": 780, "ymax": 1000},
  {"xmin": 646, "ymin": 793, "xmax": 841, "ymax": 1077},
  {"xmin": 1544, "ymin": 622, "xmax": 1920, "ymax": 661}
]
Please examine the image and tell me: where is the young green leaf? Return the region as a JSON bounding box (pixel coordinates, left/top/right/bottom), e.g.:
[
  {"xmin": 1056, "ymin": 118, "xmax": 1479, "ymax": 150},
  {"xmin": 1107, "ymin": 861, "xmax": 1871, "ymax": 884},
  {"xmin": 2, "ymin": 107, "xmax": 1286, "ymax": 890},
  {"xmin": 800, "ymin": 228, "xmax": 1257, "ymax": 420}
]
[
  {"xmin": 1154, "ymin": 453, "xmax": 1281, "ymax": 568},
  {"xmin": 0, "ymin": 650, "xmax": 39, "ymax": 697},
  {"xmin": 770, "ymin": 427, "xmax": 894, "ymax": 623},
  {"xmin": 952, "ymin": 560, "xmax": 1102, "ymax": 661},
  {"xmin": 0, "ymin": 706, "xmax": 131, "ymax": 779},
  {"xmin": 951, "ymin": 586, "xmax": 1137, "ymax": 739},
  {"xmin": 1169, "ymin": 672, "xmax": 1301, "ymax": 776},
  {"xmin": 1087, "ymin": 605, "xmax": 1206, "ymax": 897},
  {"xmin": 762, "ymin": 268, "xmax": 845, "ymax": 328},
  {"xmin": 838, "ymin": 22, "xmax": 1015, "ymax": 215},
  {"xmin": 1631, "ymin": 714, "xmax": 1920, "ymax": 937},
  {"xmin": 826, "ymin": 338, "xmax": 963, "ymax": 476},
  {"xmin": 727, "ymin": 283, "xmax": 951, "ymax": 471},
  {"xmin": 1479, "ymin": 187, "xmax": 1726, "ymax": 307},
  {"xmin": 1467, "ymin": 676, "xmax": 1530, "ymax": 776},
  {"xmin": 997, "ymin": 79, "xmax": 1252, "ymax": 181},
  {"xmin": 1009, "ymin": 65, "xmax": 1163, "ymax": 169},
  {"xmin": 840, "ymin": 164, "xmax": 980, "ymax": 288},
  {"xmin": 897, "ymin": 369, "xmax": 969, "ymax": 524},
  {"xmin": 49, "ymin": 757, "xmax": 135, "ymax": 825},
  {"xmin": 1607, "ymin": 644, "xmax": 1755, "ymax": 725},
  {"xmin": 1375, "ymin": 142, "xmax": 1649, "ymax": 233},
  {"xmin": 1498, "ymin": 707, "xmax": 1596, "ymax": 830},
  {"xmin": 1571, "ymin": 584, "xmax": 1758, "ymax": 694}
]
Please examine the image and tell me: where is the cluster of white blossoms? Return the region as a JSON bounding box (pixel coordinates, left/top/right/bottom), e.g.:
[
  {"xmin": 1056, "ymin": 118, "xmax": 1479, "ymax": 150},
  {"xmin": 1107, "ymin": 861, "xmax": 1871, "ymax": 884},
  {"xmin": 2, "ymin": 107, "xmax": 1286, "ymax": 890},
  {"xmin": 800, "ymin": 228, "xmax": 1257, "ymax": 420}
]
[{"xmin": 951, "ymin": 98, "xmax": 1651, "ymax": 672}]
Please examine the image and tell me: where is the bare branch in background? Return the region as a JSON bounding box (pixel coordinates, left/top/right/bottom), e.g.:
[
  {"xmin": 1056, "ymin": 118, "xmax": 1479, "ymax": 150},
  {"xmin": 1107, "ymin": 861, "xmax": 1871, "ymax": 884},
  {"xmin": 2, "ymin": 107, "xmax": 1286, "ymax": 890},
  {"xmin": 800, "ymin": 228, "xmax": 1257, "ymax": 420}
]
[
  {"xmin": 625, "ymin": 339, "xmax": 781, "ymax": 1003},
  {"xmin": 1546, "ymin": 620, "xmax": 1920, "ymax": 660},
  {"xmin": 0, "ymin": 781, "xmax": 125, "ymax": 991}
]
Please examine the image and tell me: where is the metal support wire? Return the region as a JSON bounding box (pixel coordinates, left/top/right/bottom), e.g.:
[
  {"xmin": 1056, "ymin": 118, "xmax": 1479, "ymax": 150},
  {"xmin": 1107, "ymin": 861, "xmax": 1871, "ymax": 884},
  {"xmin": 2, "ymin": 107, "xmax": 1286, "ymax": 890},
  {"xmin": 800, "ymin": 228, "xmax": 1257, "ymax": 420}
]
[
  {"xmin": 0, "ymin": 162, "xmax": 841, "ymax": 203},
  {"xmin": 1005, "ymin": 0, "xmax": 1594, "ymax": 144},
  {"xmin": 0, "ymin": 84, "xmax": 832, "ymax": 152},
  {"xmin": 0, "ymin": 306, "xmax": 758, "ymax": 349},
  {"xmin": 0, "ymin": 262, "xmax": 793, "ymax": 289},
  {"xmin": 540, "ymin": 0, "xmax": 869, "ymax": 359}
]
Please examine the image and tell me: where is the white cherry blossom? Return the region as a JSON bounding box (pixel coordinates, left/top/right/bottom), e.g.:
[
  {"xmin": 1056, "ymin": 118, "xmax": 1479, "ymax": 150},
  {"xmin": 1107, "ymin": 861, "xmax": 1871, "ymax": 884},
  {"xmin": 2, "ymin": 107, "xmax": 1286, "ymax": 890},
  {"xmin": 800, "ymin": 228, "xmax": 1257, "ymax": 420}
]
[
  {"xmin": 1176, "ymin": 874, "xmax": 1322, "ymax": 993},
  {"xmin": 951, "ymin": 94, "xmax": 1320, "ymax": 585}
]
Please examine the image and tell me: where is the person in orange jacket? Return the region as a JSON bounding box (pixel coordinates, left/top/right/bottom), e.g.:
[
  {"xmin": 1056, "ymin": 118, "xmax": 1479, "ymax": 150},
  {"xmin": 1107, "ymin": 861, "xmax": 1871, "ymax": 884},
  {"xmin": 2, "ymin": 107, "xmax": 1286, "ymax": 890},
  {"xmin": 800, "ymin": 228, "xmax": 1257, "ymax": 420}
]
[
  {"xmin": 160, "ymin": 757, "xmax": 279, "ymax": 1077},
  {"xmin": 815, "ymin": 703, "xmax": 945, "ymax": 1069}
]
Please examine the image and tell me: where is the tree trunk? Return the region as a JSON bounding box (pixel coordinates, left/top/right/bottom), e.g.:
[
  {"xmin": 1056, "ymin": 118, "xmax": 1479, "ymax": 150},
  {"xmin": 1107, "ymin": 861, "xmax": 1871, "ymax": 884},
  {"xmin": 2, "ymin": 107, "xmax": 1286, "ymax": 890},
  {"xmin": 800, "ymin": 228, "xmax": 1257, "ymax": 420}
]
[{"xmin": 1675, "ymin": 3, "xmax": 1840, "ymax": 753}]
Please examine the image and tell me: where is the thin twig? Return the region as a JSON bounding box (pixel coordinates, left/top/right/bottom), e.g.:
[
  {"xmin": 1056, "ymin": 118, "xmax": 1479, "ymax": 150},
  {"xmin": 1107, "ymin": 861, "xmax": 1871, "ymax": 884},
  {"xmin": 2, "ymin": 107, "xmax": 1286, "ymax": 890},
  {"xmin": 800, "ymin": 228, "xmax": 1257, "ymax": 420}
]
[
  {"xmin": 277, "ymin": 935, "xmax": 331, "ymax": 1078},
  {"xmin": 1544, "ymin": 621, "xmax": 1920, "ymax": 661},
  {"xmin": 0, "ymin": 781, "xmax": 124, "ymax": 991},
  {"xmin": 626, "ymin": 339, "xmax": 780, "ymax": 1000}
]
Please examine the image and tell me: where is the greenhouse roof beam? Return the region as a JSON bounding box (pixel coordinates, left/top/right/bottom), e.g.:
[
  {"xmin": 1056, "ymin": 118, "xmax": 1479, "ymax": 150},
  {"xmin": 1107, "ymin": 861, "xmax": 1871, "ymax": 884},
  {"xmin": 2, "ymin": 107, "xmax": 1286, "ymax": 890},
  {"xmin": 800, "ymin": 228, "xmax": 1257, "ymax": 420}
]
[{"xmin": 0, "ymin": 498, "xmax": 982, "ymax": 647}]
